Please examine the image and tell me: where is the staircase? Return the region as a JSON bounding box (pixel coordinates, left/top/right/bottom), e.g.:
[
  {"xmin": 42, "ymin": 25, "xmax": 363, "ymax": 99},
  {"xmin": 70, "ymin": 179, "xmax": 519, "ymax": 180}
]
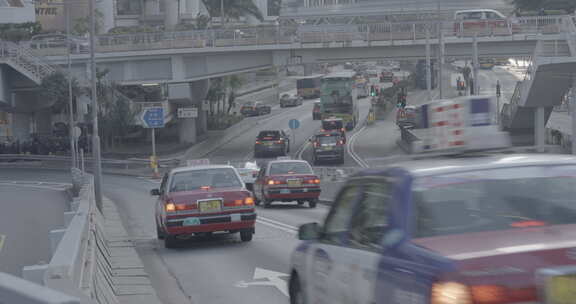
[
  {"xmin": 0, "ymin": 40, "xmax": 55, "ymax": 84},
  {"xmin": 501, "ymin": 36, "xmax": 576, "ymax": 142}
]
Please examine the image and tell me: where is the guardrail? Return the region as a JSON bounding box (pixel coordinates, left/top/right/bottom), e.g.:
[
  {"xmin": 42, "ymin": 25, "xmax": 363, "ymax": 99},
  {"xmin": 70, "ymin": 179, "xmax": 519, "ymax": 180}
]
[
  {"xmin": 0, "ymin": 272, "xmax": 80, "ymax": 304},
  {"xmin": 0, "ymin": 154, "xmax": 181, "ymax": 170},
  {"xmin": 26, "ymin": 15, "xmax": 572, "ymax": 56},
  {"xmin": 22, "ymin": 170, "xmax": 118, "ymax": 304}
]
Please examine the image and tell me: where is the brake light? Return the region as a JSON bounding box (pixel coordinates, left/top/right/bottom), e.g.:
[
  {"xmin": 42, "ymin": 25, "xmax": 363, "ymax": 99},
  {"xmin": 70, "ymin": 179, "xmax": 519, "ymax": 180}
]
[
  {"xmin": 431, "ymin": 282, "xmax": 536, "ymax": 304},
  {"xmin": 305, "ymin": 178, "xmax": 321, "ymax": 184},
  {"xmin": 244, "ymin": 197, "xmax": 254, "ymax": 205},
  {"xmin": 338, "ymin": 140, "xmax": 344, "ymax": 145},
  {"xmin": 431, "ymin": 282, "xmax": 472, "ymax": 304},
  {"xmin": 276, "ymin": 140, "xmax": 284, "ymax": 144},
  {"xmin": 255, "ymin": 141, "xmax": 261, "ymax": 144},
  {"xmin": 200, "ymin": 186, "xmax": 211, "ymax": 190},
  {"xmin": 165, "ymin": 202, "xmax": 176, "ymax": 212},
  {"xmin": 267, "ymin": 179, "xmax": 284, "ymax": 185}
]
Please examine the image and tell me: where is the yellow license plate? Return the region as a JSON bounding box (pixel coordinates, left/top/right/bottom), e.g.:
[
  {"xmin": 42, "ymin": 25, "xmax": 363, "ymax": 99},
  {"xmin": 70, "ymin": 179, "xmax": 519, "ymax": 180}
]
[
  {"xmin": 198, "ymin": 200, "xmax": 221, "ymax": 212},
  {"xmin": 548, "ymin": 275, "xmax": 576, "ymax": 304},
  {"xmin": 287, "ymin": 180, "xmax": 301, "ymax": 186}
]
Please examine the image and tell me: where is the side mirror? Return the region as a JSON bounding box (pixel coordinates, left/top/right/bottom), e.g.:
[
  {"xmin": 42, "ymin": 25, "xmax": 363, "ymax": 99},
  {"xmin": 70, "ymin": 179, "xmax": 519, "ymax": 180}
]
[
  {"xmin": 298, "ymin": 223, "xmax": 320, "ymax": 240},
  {"xmin": 382, "ymin": 229, "xmax": 405, "ymax": 249},
  {"xmin": 150, "ymin": 188, "xmax": 161, "ymax": 196}
]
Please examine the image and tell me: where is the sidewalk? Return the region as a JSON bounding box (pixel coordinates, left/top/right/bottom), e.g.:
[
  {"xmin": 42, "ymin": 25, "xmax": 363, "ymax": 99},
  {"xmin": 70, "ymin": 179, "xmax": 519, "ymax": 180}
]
[{"xmin": 101, "ymin": 196, "xmax": 161, "ymax": 304}]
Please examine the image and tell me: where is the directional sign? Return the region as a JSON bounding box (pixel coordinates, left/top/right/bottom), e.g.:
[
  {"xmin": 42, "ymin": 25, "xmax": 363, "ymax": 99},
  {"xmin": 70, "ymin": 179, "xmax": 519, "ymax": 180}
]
[
  {"xmin": 141, "ymin": 107, "xmax": 164, "ymax": 128},
  {"xmin": 235, "ymin": 268, "xmax": 289, "ymax": 297},
  {"xmin": 178, "ymin": 107, "xmax": 198, "ymax": 119},
  {"xmin": 289, "ymin": 119, "xmax": 300, "ymax": 130}
]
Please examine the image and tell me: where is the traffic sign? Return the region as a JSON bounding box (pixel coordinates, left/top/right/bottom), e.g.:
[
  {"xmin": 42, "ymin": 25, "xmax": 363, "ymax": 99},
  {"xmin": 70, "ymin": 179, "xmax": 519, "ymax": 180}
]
[
  {"xmin": 178, "ymin": 107, "xmax": 198, "ymax": 118},
  {"xmin": 141, "ymin": 107, "xmax": 164, "ymax": 128},
  {"xmin": 288, "ymin": 119, "xmax": 300, "ymax": 129}
]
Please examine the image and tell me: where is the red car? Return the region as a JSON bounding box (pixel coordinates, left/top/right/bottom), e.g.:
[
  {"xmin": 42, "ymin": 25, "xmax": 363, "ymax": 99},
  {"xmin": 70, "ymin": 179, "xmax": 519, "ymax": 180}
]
[
  {"xmin": 253, "ymin": 160, "xmax": 321, "ymax": 208},
  {"xmin": 152, "ymin": 165, "xmax": 256, "ymax": 248}
]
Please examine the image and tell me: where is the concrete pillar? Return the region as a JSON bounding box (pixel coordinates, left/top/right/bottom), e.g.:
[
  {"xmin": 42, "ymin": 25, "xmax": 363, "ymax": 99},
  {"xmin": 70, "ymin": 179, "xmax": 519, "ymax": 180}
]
[
  {"xmin": 49, "ymin": 229, "xmax": 67, "ymax": 255},
  {"xmin": 535, "ymin": 107, "xmax": 545, "ymax": 152},
  {"xmin": 164, "ymin": 0, "xmax": 179, "ymax": 30},
  {"xmin": 144, "ymin": 0, "xmax": 160, "ymax": 15},
  {"xmin": 179, "ymin": 118, "xmax": 197, "ymax": 143},
  {"xmin": 22, "ymin": 264, "xmax": 48, "ymax": 285}
]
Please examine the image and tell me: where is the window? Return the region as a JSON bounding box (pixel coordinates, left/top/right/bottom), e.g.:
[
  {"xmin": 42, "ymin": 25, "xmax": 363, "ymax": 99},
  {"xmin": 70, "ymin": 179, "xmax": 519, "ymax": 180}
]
[
  {"xmin": 349, "ymin": 179, "xmax": 391, "ymax": 250},
  {"xmin": 258, "ymin": 131, "xmax": 280, "ymax": 140},
  {"xmin": 160, "ymin": 173, "xmax": 168, "ymax": 193},
  {"xmin": 322, "ymin": 185, "xmax": 361, "ymax": 244},
  {"xmin": 461, "ymin": 12, "xmax": 483, "ymax": 20},
  {"xmin": 169, "ymin": 168, "xmax": 242, "ymax": 192},
  {"xmin": 317, "ymin": 135, "xmax": 339, "ymax": 145},
  {"xmin": 269, "ymin": 162, "xmax": 313, "ymax": 175},
  {"xmin": 116, "ymin": 0, "xmax": 142, "ymax": 15},
  {"xmin": 413, "ymin": 166, "xmax": 576, "ymax": 238}
]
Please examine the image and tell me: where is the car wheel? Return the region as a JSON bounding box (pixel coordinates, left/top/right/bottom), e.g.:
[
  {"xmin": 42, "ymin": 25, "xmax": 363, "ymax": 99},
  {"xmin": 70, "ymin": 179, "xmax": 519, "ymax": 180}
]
[
  {"xmin": 297, "ymin": 200, "xmax": 305, "ymax": 206},
  {"xmin": 308, "ymin": 199, "xmax": 317, "ymax": 208},
  {"xmin": 164, "ymin": 235, "xmax": 179, "ymax": 249},
  {"xmin": 254, "ymin": 194, "xmax": 261, "ymax": 206},
  {"xmin": 240, "ymin": 229, "xmax": 253, "ymax": 242},
  {"xmin": 156, "ymin": 220, "xmax": 165, "ymax": 239},
  {"xmin": 290, "ymin": 274, "xmax": 305, "ymax": 304},
  {"xmin": 264, "ymin": 199, "xmax": 273, "ymax": 208}
]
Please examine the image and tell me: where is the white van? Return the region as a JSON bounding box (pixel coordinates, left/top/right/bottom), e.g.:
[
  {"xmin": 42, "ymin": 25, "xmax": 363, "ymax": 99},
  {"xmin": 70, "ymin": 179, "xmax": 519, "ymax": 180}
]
[{"xmin": 453, "ymin": 9, "xmax": 515, "ymax": 35}]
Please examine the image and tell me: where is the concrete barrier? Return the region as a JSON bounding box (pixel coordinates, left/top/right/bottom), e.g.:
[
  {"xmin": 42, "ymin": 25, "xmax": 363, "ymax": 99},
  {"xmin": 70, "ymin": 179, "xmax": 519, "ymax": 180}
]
[{"xmin": 0, "ymin": 272, "xmax": 80, "ymax": 304}]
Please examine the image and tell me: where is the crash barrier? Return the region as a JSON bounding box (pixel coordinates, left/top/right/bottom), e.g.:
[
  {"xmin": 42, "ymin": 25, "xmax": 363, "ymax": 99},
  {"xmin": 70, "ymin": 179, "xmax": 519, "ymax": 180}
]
[
  {"xmin": 0, "ymin": 272, "xmax": 81, "ymax": 304},
  {"xmin": 26, "ymin": 15, "xmax": 574, "ymax": 56},
  {"xmin": 22, "ymin": 170, "xmax": 119, "ymax": 304},
  {"xmin": 0, "ymin": 154, "xmax": 181, "ymax": 170}
]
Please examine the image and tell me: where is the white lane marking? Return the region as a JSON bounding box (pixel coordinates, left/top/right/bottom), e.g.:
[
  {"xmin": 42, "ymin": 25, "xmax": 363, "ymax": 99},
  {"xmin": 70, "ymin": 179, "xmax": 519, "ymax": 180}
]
[
  {"xmin": 258, "ymin": 216, "xmax": 298, "ymax": 231},
  {"xmin": 347, "ymin": 124, "xmax": 369, "ymax": 168},
  {"xmin": 0, "ymin": 235, "xmax": 5, "ymax": 254},
  {"xmin": 256, "ymin": 218, "xmax": 297, "ymax": 235},
  {"xmin": 235, "ymin": 267, "xmax": 289, "ymax": 297}
]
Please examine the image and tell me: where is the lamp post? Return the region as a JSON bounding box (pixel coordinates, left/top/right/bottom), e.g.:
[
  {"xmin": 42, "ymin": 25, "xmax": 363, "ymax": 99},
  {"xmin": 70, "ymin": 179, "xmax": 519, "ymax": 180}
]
[{"xmin": 88, "ymin": 0, "xmax": 103, "ymax": 210}]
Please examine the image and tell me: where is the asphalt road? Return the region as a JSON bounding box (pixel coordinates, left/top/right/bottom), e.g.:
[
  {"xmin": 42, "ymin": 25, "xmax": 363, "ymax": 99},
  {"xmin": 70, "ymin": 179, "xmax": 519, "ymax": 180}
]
[
  {"xmin": 0, "ymin": 183, "xmax": 69, "ymax": 277},
  {"xmin": 0, "ymin": 65, "xmax": 524, "ymax": 304}
]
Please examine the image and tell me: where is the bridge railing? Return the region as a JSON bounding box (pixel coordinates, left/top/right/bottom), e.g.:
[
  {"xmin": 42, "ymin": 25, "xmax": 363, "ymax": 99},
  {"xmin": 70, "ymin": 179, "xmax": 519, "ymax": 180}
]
[{"xmin": 27, "ymin": 16, "xmax": 571, "ymax": 56}]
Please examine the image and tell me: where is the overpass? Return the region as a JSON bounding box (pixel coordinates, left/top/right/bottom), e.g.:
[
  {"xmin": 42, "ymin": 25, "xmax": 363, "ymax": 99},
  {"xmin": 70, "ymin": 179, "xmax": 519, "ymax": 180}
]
[{"xmin": 1, "ymin": 15, "xmax": 575, "ymax": 143}]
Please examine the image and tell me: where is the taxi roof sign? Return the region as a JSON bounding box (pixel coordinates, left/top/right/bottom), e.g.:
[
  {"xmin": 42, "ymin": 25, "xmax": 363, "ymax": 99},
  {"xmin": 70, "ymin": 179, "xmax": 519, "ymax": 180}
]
[
  {"xmin": 186, "ymin": 159, "xmax": 210, "ymax": 166},
  {"xmin": 411, "ymin": 96, "xmax": 511, "ymax": 154}
]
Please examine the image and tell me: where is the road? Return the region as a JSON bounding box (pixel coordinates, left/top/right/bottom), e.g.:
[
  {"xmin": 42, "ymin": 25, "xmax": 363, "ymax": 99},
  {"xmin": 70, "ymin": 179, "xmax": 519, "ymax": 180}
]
[
  {"xmin": 0, "ymin": 64, "xmax": 522, "ymax": 304},
  {"xmin": 0, "ymin": 183, "xmax": 69, "ymax": 277}
]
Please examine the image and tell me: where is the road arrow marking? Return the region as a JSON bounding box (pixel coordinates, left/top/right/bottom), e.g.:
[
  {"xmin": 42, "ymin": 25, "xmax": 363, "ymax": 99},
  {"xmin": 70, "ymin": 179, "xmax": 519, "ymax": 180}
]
[{"xmin": 235, "ymin": 267, "xmax": 289, "ymax": 297}]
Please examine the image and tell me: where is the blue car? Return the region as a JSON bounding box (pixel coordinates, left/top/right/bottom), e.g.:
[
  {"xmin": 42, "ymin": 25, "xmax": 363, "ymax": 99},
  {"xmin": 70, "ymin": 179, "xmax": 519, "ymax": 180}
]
[{"xmin": 289, "ymin": 153, "xmax": 576, "ymax": 304}]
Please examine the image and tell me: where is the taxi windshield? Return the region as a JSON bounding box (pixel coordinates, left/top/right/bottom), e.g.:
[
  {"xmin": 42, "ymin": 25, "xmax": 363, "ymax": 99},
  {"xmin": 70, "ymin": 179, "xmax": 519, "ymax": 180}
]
[
  {"xmin": 317, "ymin": 135, "xmax": 338, "ymax": 145},
  {"xmin": 170, "ymin": 168, "xmax": 242, "ymax": 192},
  {"xmin": 269, "ymin": 162, "xmax": 313, "ymax": 175},
  {"xmin": 413, "ymin": 165, "xmax": 576, "ymax": 238}
]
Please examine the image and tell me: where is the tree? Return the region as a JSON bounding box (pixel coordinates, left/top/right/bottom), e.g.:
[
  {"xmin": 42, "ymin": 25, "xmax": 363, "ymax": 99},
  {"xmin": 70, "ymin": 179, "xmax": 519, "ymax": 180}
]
[
  {"xmin": 73, "ymin": 9, "xmax": 104, "ymax": 35},
  {"xmin": 267, "ymin": 0, "xmax": 281, "ymax": 16},
  {"xmin": 40, "ymin": 71, "xmax": 81, "ymax": 115},
  {"xmin": 94, "ymin": 69, "xmax": 137, "ymax": 149},
  {"xmin": 201, "ymin": 0, "xmax": 264, "ymax": 23},
  {"xmin": 224, "ymin": 75, "xmax": 245, "ymax": 113},
  {"xmin": 0, "ymin": 22, "xmax": 42, "ymax": 42}
]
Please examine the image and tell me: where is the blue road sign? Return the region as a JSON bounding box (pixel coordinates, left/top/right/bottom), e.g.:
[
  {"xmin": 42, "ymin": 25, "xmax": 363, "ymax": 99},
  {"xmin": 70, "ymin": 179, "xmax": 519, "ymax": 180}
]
[
  {"xmin": 289, "ymin": 119, "xmax": 300, "ymax": 130},
  {"xmin": 142, "ymin": 107, "xmax": 164, "ymax": 128}
]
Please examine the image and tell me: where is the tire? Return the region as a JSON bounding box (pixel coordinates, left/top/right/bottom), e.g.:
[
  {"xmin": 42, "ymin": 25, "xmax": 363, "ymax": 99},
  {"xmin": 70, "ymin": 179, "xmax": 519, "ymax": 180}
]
[
  {"xmin": 308, "ymin": 199, "xmax": 317, "ymax": 208},
  {"xmin": 297, "ymin": 200, "xmax": 305, "ymax": 206},
  {"xmin": 264, "ymin": 199, "xmax": 272, "ymax": 208},
  {"xmin": 254, "ymin": 195, "xmax": 261, "ymax": 206},
  {"xmin": 240, "ymin": 229, "xmax": 253, "ymax": 242},
  {"xmin": 164, "ymin": 235, "xmax": 179, "ymax": 249},
  {"xmin": 289, "ymin": 274, "xmax": 305, "ymax": 304},
  {"xmin": 156, "ymin": 220, "xmax": 165, "ymax": 240}
]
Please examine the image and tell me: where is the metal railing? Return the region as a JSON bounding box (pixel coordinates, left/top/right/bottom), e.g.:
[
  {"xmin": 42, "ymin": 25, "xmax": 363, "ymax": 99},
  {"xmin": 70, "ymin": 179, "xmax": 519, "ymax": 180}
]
[
  {"xmin": 0, "ymin": 40, "xmax": 56, "ymax": 83},
  {"xmin": 26, "ymin": 16, "xmax": 571, "ymax": 56}
]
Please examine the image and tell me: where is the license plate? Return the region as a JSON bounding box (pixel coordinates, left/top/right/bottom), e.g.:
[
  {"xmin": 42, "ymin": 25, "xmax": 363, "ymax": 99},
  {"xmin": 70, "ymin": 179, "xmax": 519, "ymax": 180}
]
[
  {"xmin": 183, "ymin": 217, "xmax": 201, "ymax": 226},
  {"xmin": 323, "ymin": 146, "xmax": 333, "ymax": 151},
  {"xmin": 280, "ymin": 189, "xmax": 290, "ymax": 194},
  {"xmin": 198, "ymin": 200, "xmax": 222, "ymax": 212},
  {"xmin": 547, "ymin": 275, "xmax": 576, "ymax": 303},
  {"xmin": 287, "ymin": 180, "xmax": 301, "ymax": 186},
  {"xmin": 264, "ymin": 142, "xmax": 274, "ymax": 146}
]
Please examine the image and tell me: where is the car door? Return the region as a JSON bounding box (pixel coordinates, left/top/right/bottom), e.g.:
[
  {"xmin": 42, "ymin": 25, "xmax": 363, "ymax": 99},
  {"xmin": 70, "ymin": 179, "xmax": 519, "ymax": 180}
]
[
  {"xmin": 156, "ymin": 173, "xmax": 169, "ymax": 226},
  {"xmin": 303, "ymin": 183, "xmax": 362, "ymax": 304},
  {"xmin": 345, "ymin": 176, "xmax": 394, "ymax": 304}
]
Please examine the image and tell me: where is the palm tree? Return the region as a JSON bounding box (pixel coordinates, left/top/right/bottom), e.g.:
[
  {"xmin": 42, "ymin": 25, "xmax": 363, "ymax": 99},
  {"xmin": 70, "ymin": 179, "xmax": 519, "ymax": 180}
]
[{"xmin": 202, "ymin": 0, "xmax": 264, "ymax": 23}]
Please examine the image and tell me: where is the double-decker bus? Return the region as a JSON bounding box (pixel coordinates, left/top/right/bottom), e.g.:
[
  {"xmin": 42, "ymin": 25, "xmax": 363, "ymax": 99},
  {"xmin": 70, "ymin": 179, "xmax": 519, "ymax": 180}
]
[
  {"xmin": 319, "ymin": 72, "xmax": 359, "ymax": 131},
  {"xmin": 296, "ymin": 75, "xmax": 322, "ymax": 99}
]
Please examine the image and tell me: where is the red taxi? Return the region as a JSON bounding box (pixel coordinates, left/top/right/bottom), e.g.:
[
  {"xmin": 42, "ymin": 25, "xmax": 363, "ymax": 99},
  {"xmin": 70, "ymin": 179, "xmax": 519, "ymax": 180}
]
[
  {"xmin": 151, "ymin": 165, "xmax": 256, "ymax": 248},
  {"xmin": 453, "ymin": 9, "xmax": 519, "ymax": 36},
  {"xmin": 253, "ymin": 160, "xmax": 321, "ymax": 208}
]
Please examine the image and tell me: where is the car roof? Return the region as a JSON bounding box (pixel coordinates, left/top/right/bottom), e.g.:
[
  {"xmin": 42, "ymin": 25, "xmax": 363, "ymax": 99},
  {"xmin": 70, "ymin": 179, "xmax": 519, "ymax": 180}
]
[
  {"xmin": 454, "ymin": 9, "xmax": 503, "ymax": 15},
  {"xmin": 375, "ymin": 154, "xmax": 576, "ymax": 178},
  {"xmin": 170, "ymin": 164, "xmax": 236, "ymax": 175}
]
